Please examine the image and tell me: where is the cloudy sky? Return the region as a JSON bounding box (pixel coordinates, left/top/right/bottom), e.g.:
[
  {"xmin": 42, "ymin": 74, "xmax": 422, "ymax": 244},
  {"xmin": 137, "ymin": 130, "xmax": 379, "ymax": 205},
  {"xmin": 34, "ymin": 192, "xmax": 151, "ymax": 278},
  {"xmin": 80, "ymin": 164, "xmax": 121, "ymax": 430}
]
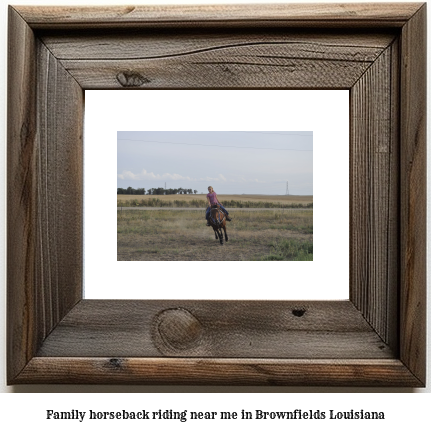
[{"xmin": 117, "ymin": 131, "xmax": 313, "ymax": 195}]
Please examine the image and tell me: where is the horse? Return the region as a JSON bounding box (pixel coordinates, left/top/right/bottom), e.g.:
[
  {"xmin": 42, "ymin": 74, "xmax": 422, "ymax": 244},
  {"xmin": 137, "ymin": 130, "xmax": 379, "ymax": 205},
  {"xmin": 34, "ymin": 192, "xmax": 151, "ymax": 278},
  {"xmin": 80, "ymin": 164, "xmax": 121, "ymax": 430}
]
[{"xmin": 208, "ymin": 204, "xmax": 228, "ymax": 245}]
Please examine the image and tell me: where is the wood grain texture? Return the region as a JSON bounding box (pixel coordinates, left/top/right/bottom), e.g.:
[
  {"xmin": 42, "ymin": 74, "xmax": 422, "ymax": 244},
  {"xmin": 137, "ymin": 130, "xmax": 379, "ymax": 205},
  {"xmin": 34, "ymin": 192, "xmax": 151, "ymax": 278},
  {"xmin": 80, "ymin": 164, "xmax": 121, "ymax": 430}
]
[
  {"xmin": 15, "ymin": 3, "xmax": 423, "ymax": 29},
  {"xmin": 36, "ymin": 300, "xmax": 393, "ymax": 359},
  {"xmin": 7, "ymin": 6, "xmax": 83, "ymax": 383},
  {"xmin": 350, "ymin": 43, "xmax": 399, "ymax": 348},
  {"xmin": 7, "ymin": 3, "xmax": 427, "ymax": 386},
  {"xmin": 41, "ymin": 30, "xmax": 395, "ymax": 89},
  {"xmin": 53, "ymin": 32, "xmax": 394, "ymax": 89},
  {"xmin": 7, "ymin": 6, "xmax": 38, "ymax": 381},
  {"xmin": 41, "ymin": 31, "xmax": 395, "ymax": 60},
  {"xmin": 387, "ymin": 38, "xmax": 401, "ymax": 352},
  {"xmin": 15, "ymin": 358, "xmax": 423, "ymax": 386},
  {"xmin": 35, "ymin": 40, "xmax": 84, "ymax": 335},
  {"xmin": 399, "ymin": 3, "xmax": 427, "ymax": 385}
]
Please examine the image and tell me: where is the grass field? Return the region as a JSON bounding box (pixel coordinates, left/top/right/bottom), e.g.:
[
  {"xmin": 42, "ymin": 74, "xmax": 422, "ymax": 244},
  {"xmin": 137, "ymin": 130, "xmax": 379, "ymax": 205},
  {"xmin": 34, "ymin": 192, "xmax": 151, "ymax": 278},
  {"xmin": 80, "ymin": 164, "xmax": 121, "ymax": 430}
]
[
  {"xmin": 117, "ymin": 194, "xmax": 313, "ymax": 209},
  {"xmin": 117, "ymin": 194, "xmax": 312, "ymax": 204},
  {"xmin": 117, "ymin": 205, "xmax": 313, "ymax": 261}
]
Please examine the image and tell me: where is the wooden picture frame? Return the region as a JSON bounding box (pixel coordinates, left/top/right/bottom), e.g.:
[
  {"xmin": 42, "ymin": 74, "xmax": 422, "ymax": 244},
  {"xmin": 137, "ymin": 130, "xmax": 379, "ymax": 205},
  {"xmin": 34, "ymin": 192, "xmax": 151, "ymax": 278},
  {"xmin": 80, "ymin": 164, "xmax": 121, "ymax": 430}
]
[{"xmin": 7, "ymin": 3, "xmax": 426, "ymax": 386}]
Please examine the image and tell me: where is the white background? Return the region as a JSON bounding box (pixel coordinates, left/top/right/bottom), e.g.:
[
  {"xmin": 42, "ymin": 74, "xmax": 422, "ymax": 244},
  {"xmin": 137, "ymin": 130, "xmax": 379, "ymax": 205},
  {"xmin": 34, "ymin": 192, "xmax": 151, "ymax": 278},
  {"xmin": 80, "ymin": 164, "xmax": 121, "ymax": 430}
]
[
  {"xmin": 0, "ymin": 0, "xmax": 430, "ymax": 429},
  {"xmin": 85, "ymin": 90, "xmax": 349, "ymax": 300}
]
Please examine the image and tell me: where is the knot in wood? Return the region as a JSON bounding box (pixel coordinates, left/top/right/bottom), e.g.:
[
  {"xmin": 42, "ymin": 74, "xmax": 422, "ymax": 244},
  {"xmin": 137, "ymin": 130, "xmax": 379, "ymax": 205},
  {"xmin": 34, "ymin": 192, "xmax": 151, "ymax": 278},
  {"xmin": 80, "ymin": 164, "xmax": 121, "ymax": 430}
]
[
  {"xmin": 116, "ymin": 71, "xmax": 150, "ymax": 87},
  {"xmin": 108, "ymin": 358, "xmax": 123, "ymax": 369},
  {"xmin": 155, "ymin": 308, "xmax": 203, "ymax": 351},
  {"xmin": 292, "ymin": 308, "xmax": 306, "ymax": 317}
]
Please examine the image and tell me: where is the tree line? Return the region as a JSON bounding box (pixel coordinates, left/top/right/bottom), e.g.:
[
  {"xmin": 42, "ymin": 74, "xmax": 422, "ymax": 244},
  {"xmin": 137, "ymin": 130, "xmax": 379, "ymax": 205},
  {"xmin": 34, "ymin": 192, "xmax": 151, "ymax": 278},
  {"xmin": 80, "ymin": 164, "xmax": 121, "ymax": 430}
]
[{"xmin": 117, "ymin": 186, "xmax": 198, "ymax": 195}]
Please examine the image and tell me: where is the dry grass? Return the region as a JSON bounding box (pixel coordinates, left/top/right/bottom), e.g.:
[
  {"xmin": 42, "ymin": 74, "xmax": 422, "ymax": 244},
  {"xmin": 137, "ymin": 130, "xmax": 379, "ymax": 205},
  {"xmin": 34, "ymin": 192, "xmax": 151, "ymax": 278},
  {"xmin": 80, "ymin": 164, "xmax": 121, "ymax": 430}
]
[
  {"xmin": 117, "ymin": 208, "xmax": 313, "ymax": 261},
  {"xmin": 117, "ymin": 194, "xmax": 312, "ymax": 205}
]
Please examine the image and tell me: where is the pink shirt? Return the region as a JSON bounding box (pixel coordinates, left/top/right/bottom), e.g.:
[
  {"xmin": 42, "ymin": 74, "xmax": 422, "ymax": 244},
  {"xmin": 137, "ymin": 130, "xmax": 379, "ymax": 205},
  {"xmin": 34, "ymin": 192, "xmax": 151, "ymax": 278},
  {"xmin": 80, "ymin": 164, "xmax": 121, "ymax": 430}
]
[{"xmin": 207, "ymin": 192, "xmax": 219, "ymax": 206}]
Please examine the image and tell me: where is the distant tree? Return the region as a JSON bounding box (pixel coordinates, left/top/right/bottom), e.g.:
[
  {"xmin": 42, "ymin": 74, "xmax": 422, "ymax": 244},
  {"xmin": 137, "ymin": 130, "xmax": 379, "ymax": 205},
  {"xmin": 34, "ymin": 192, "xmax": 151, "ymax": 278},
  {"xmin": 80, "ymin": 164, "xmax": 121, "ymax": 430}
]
[{"xmin": 119, "ymin": 186, "xmax": 202, "ymax": 195}]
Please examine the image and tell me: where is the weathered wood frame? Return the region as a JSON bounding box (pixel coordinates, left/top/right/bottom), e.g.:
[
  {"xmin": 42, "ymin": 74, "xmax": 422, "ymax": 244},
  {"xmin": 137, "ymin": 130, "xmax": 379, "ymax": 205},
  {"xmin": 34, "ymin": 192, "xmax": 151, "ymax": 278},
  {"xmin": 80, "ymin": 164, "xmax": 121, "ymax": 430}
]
[{"xmin": 7, "ymin": 3, "xmax": 426, "ymax": 386}]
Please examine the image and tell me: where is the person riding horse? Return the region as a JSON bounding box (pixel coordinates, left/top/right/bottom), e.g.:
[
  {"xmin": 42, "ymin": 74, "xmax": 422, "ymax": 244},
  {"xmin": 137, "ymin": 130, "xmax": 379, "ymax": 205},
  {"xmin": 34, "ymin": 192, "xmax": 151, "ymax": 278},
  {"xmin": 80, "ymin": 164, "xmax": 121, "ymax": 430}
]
[{"xmin": 206, "ymin": 186, "xmax": 231, "ymax": 226}]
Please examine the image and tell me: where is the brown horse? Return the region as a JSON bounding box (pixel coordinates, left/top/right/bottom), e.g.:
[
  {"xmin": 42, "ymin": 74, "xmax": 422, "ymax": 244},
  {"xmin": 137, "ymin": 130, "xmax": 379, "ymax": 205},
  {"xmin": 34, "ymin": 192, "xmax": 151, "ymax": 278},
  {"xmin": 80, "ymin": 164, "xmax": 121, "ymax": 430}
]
[{"xmin": 208, "ymin": 204, "xmax": 228, "ymax": 245}]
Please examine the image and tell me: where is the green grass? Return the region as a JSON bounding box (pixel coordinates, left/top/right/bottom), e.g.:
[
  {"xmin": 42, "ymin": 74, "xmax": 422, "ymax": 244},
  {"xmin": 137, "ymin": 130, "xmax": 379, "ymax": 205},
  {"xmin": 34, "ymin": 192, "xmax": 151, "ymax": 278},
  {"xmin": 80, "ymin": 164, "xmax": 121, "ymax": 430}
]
[
  {"xmin": 259, "ymin": 238, "xmax": 313, "ymax": 261},
  {"xmin": 118, "ymin": 209, "xmax": 313, "ymax": 261},
  {"xmin": 232, "ymin": 210, "xmax": 312, "ymax": 234},
  {"xmin": 117, "ymin": 209, "xmax": 313, "ymax": 235},
  {"xmin": 117, "ymin": 210, "xmax": 205, "ymax": 235}
]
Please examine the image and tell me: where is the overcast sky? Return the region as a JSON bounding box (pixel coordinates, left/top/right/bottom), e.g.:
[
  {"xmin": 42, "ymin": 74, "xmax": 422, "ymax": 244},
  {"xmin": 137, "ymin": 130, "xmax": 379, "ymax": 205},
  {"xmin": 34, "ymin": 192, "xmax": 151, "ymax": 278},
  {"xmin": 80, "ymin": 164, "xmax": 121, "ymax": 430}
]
[{"xmin": 117, "ymin": 131, "xmax": 313, "ymax": 195}]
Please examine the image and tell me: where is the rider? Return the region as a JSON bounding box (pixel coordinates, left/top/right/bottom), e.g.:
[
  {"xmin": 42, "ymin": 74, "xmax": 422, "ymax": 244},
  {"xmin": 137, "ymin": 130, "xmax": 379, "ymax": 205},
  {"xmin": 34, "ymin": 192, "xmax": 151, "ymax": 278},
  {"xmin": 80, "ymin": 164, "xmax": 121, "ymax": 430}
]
[{"xmin": 206, "ymin": 186, "xmax": 232, "ymax": 226}]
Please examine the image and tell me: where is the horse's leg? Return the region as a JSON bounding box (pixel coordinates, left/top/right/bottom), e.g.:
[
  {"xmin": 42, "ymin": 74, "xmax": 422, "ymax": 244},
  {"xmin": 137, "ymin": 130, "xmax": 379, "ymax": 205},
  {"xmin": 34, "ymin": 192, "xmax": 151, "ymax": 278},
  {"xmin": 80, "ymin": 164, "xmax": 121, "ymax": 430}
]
[
  {"xmin": 213, "ymin": 228, "xmax": 218, "ymax": 239},
  {"xmin": 219, "ymin": 228, "xmax": 224, "ymax": 245},
  {"xmin": 223, "ymin": 224, "xmax": 228, "ymax": 242}
]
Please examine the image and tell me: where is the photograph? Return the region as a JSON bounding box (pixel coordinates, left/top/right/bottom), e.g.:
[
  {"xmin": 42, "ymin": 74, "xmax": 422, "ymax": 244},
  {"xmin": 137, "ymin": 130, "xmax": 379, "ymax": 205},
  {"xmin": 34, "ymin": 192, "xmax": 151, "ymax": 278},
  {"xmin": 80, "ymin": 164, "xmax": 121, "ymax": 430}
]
[{"xmin": 117, "ymin": 131, "xmax": 313, "ymax": 261}]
